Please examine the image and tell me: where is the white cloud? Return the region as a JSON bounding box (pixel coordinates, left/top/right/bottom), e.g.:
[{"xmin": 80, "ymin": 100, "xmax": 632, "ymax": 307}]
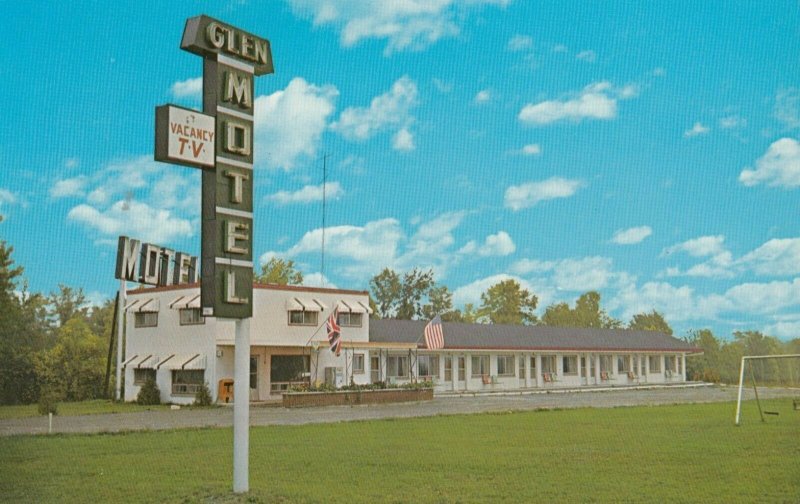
[
  {"xmin": 50, "ymin": 177, "xmax": 87, "ymax": 199},
  {"xmin": 267, "ymin": 182, "xmax": 344, "ymax": 205},
  {"xmin": 719, "ymin": 115, "xmax": 745, "ymax": 129},
  {"xmin": 504, "ymin": 177, "xmax": 584, "ymax": 211},
  {"xmin": 452, "ymin": 273, "xmax": 535, "ymax": 307},
  {"xmin": 67, "ymin": 200, "xmax": 195, "ymax": 244},
  {"xmin": 509, "ymin": 258, "xmax": 556, "ymax": 275},
  {"xmin": 739, "ymin": 238, "xmax": 800, "ymax": 276},
  {"xmin": 476, "ymin": 231, "xmax": 515, "ymax": 257},
  {"xmin": 738, "ymin": 137, "xmax": 800, "ymax": 188},
  {"xmin": 511, "ymin": 255, "xmax": 631, "ymax": 295},
  {"xmin": 392, "ymin": 127, "xmax": 415, "ymax": 151},
  {"xmin": 661, "ymin": 235, "xmax": 733, "ymax": 278},
  {"xmin": 0, "ymin": 189, "xmax": 17, "ymax": 217},
  {"xmin": 255, "ymin": 77, "xmax": 339, "ymax": 171},
  {"xmin": 302, "ymin": 272, "xmax": 337, "ymax": 289},
  {"xmin": 774, "ymin": 88, "xmax": 800, "ymax": 130},
  {"xmin": 575, "ymin": 50, "xmax": 596, "ymax": 62},
  {"xmin": 508, "ymin": 34, "xmax": 533, "ymax": 51},
  {"xmin": 170, "ymin": 77, "xmax": 202, "ymax": 100},
  {"xmin": 611, "ymin": 281, "xmax": 700, "ymax": 322},
  {"xmin": 663, "ymin": 235, "xmax": 727, "ymax": 257},
  {"xmin": 64, "ymin": 158, "xmax": 79, "ymax": 169},
  {"xmin": 683, "ymin": 122, "xmax": 710, "ymax": 138},
  {"xmin": 520, "ymin": 144, "xmax": 542, "ymax": 156},
  {"xmin": 474, "ymin": 89, "xmax": 491, "ymax": 103},
  {"xmin": 398, "ymin": 211, "xmax": 467, "ymax": 274},
  {"xmin": 289, "ymin": 0, "xmax": 510, "ymax": 56},
  {"xmin": 518, "ymin": 81, "xmax": 633, "ymax": 126},
  {"xmin": 552, "ymin": 44, "xmax": 568, "ymax": 53},
  {"xmin": 763, "ymin": 319, "xmax": 800, "ymax": 339},
  {"xmin": 611, "ymin": 226, "xmax": 652, "ymax": 245},
  {"xmin": 432, "ymin": 78, "xmax": 452, "ymax": 93},
  {"xmin": 331, "ymin": 76, "xmax": 418, "ymax": 150}
]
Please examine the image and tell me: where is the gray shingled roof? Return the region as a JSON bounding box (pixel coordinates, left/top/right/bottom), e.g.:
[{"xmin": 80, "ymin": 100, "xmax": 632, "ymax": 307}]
[{"xmin": 369, "ymin": 319, "xmax": 700, "ymax": 353}]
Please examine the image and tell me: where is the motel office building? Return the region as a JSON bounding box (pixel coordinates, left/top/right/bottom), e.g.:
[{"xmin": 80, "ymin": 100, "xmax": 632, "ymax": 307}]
[{"xmin": 123, "ymin": 283, "xmax": 700, "ymax": 404}]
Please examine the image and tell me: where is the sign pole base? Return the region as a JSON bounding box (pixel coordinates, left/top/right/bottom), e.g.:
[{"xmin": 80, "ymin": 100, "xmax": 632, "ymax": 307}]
[{"xmin": 233, "ymin": 318, "xmax": 250, "ymax": 493}]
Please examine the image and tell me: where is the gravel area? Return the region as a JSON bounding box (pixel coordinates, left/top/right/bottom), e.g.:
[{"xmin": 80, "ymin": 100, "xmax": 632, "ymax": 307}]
[{"xmin": 2, "ymin": 383, "xmax": 797, "ymax": 437}]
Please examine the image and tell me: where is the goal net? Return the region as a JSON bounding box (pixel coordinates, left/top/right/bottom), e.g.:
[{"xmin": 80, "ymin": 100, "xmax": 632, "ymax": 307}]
[{"xmin": 734, "ymin": 354, "xmax": 800, "ymax": 425}]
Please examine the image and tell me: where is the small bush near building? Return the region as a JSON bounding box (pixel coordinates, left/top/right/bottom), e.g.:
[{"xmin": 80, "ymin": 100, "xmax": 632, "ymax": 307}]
[
  {"xmin": 193, "ymin": 382, "xmax": 213, "ymax": 406},
  {"xmin": 37, "ymin": 389, "xmax": 61, "ymax": 416},
  {"xmin": 136, "ymin": 378, "xmax": 161, "ymax": 405}
]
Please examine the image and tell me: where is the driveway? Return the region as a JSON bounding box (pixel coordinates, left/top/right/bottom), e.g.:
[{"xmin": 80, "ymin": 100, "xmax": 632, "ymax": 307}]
[{"xmin": 2, "ymin": 383, "xmax": 796, "ymax": 436}]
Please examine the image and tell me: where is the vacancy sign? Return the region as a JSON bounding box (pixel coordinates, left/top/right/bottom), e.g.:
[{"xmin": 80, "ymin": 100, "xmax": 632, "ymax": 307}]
[{"xmin": 155, "ymin": 104, "xmax": 215, "ymax": 169}]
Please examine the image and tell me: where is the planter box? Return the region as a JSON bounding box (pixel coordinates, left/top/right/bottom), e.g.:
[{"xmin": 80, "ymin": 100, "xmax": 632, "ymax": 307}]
[{"xmin": 282, "ymin": 388, "xmax": 433, "ymax": 408}]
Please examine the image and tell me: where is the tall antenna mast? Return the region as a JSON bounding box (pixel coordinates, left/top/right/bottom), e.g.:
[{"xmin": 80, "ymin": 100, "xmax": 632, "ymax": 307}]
[{"xmin": 321, "ymin": 153, "xmax": 329, "ymax": 286}]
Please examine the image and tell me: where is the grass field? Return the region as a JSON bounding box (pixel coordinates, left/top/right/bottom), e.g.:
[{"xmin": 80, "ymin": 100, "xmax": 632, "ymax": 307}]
[
  {"xmin": 0, "ymin": 399, "xmax": 171, "ymax": 420},
  {"xmin": 1, "ymin": 399, "xmax": 798, "ymax": 503}
]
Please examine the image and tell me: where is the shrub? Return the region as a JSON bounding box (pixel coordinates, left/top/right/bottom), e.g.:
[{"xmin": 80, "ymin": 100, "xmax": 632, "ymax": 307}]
[
  {"xmin": 194, "ymin": 381, "xmax": 213, "ymax": 406},
  {"xmin": 136, "ymin": 378, "xmax": 161, "ymax": 405},
  {"xmin": 37, "ymin": 389, "xmax": 61, "ymax": 416}
]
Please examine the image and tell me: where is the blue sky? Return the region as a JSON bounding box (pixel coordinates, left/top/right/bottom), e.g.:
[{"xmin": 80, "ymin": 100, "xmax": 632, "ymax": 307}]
[{"xmin": 1, "ymin": 1, "xmax": 799, "ymax": 339}]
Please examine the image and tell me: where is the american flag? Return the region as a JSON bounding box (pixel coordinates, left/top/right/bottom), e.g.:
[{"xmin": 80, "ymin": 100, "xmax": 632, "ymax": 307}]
[
  {"xmin": 424, "ymin": 315, "xmax": 445, "ymax": 350},
  {"xmin": 326, "ymin": 308, "xmax": 342, "ymax": 356}
]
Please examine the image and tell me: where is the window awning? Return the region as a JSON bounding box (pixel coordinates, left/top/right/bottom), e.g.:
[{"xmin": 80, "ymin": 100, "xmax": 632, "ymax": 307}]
[
  {"xmin": 337, "ymin": 299, "xmax": 373, "ymax": 314},
  {"xmin": 129, "ymin": 298, "xmax": 159, "ymax": 313},
  {"xmin": 285, "ymin": 297, "xmax": 326, "ymax": 312},
  {"xmin": 122, "ymin": 354, "xmax": 139, "ymax": 367},
  {"xmin": 169, "ymin": 294, "xmax": 200, "ymax": 310},
  {"xmin": 157, "ymin": 354, "xmax": 206, "ymax": 370},
  {"xmin": 135, "ymin": 354, "xmax": 158, "ymax": 369}
]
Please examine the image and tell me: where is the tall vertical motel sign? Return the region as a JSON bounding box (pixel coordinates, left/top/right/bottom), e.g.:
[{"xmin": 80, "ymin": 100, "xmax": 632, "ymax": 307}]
[
  {"xmin": 156, "ymin": 16, "xmax": 273, "ymax": 318},
  {"xmin": 155, "ymin": 16, "xmax": 273, "ymax": 494}
]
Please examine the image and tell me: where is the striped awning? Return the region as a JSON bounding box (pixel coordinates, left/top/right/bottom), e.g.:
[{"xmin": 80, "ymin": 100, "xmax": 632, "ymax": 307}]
[
  {"xmin": 127, "ymin": 298, "xmax": 159, "ymax": 313},
  {"xmin": 284, "ymin": 297, "xmax": 326, "ymax": 312},
  {"xmin": 169, "ymin": 294, "xmax": 200, "ymax": 310},
  {"xmin": 337, "ymin": 299, "xmax": 372, "ymax": 314},
  {"xmin": 156, "ymin": 354, "xmax": 206, "ymax": 370}
]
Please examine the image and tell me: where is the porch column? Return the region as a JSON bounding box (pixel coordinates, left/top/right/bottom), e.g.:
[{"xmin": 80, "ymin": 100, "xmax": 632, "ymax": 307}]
[
  {"xmin": 644, "ymin": 355, "xmax": 650, "ymax": 376},
  {"xmin": 594, "ymin": 354, "xmax": 601, "ymax": 383},
  {"xmin": 464, "ymin": 355, "xmax": 472, "ymax": 391},
  {"xmin": 660, "ymin": 355, "xmax": 666, "ymax": 379},
  {"xmin": 451, "ymin": 354, "xmax": 457, "ymax": 391},
  {"xmin": 584, "ymin": 353, "xmax": 591, "ymax": 384},
  {"xmin": 681, "ymin": 354, "xmax": 687, "ymax": 381},
  {"xmin": 524, "ymin": 353, "xmax": 531, "ymax": 388},
  {"xmin": 535, "ymin": 354, "xmax": 542, "ymax": 387}
]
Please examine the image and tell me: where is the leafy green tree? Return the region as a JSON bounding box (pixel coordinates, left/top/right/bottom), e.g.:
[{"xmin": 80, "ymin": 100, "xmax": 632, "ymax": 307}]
[
  {"xmin": 255, "ymin": 257, "xmax": 303, "ymax": 285},
  {"xmin": 479, "ymin": 279, "xmax": 538, "ymax": 325},
  {"xmin": 541, "ymin": 291, "xmax": 620, "ymax": 329},
  {"xmin": 684, "ymin": 329, "xmax": 721, "ymax": 382},
  {"xmin": 396, "ymin": 268, "xmax": 435, "ymax": 320},
  {"xmin": 35, "ymin": 317, "xmax": 106, "ymax": 401},
  {"xmin": 48, "ymin": 284, "xmax": 89, "ymax": 327},
  {"xmin": 628, "ymin": 310, "xmax": 673, "ymax": 336},
  {"xmin": 370, "ymin": 268, "xmax": 448, "ymax": 320},
  {"xmin": 370, "ymin": 268, "xmax": 401, "ymax": 318},
  {"xmin": 421, "ymin": 284, "xmax": 459, "ymax": 321}
]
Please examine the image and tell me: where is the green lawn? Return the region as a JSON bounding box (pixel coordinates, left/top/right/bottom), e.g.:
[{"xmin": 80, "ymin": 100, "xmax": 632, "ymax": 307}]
[
  {"xmin": 0, "ymin": 399, "xmax": 170, "ymax": 419},
  {"xmin": 1, "ymin": 400, "xmax": 798, "ymax": 503}
]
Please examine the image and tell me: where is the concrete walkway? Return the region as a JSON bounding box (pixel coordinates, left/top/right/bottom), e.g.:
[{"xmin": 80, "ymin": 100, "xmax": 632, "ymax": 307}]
[{"xmin": 2, "ymin": 384, "xmax": 797, "ymax": 437}]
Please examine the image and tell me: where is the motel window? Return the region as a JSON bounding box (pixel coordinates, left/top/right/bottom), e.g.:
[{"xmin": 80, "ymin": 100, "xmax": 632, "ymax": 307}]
[
  {"xmin": 134, "ymin": 312, "xmax": 158, "ymax": 328},
  {"xmin": 497, "ymin": 355, "xmax": 515, "ymax": 377},
  {"xmin": 530, "ymin": 357, "xmax": 537, "ymax": 376},
  {"xmin": 387, "ymin": 356, "xmax": 408, "ymax": 378},
  {"xmin": 599, "ymin": 355, "xmax": 614, "ymax": 373},
  {"xmin": 677, "ymin": 355, "xmax": 682, "ymax": 374},
  {"xmin": 337, "ymin": 312, "xmax": 363, "ymax": 328},
  {"xmin": 617, "ymin": 356, "xmax": 630, "ymax": 373},
  {"xmin": 458, "ymin": 358, "xmax": 465, "ymax": 381},
  {"xmin": 665, "ymin": 355, "xmax": 675, "ymax": 372},
  {"xmin": 370, "ymin": 356, "xmax": 380, "ymax": 383},
  {"xmin": 353, "ymin": 353, "xmax": 365, "ymax": 374},
  {"xmin": 541, "ymin": 355, "xmax": 556, "ymax": 374},
  {"xmin": 133, "ymin": 368, "xmax": 156, "ymax": 385},
  {"xmin": 179, "ymin": 308, "xmax": 204, "ymax": 325},
  {"xmin": 471, "ymin": 355, "xmax": 489, "ymax": 377},
  {"xmin": 519, "ymin": 358, "xmax": 525, "ymax": 379},
  {"xmin": 444, "ymin": 357, "xmax": 452, "ymax": 381},
  {"xmin": 562, "ymin": 356, "xmax": 578, "ymax": 376},
  {"xmin": 288, "ymin": 310, "xmax": 318, "ymax": 326},
  {"xmin": 172, "ymin": 370, "xmax": 204, "ymax": 395},
  {"xmin": 418, "ymin": 355, "xmax": 439, "ymax": 379},
  {"xmin": 648, "ymin": 356, "xmax": 661, "ymax": 373}
]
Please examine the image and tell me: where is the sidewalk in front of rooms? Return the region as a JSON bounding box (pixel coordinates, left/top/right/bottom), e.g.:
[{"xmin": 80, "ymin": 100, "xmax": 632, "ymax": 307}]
[{"xmin": 434, "ymin": 381, "xmax": 713, "ymax": 398}]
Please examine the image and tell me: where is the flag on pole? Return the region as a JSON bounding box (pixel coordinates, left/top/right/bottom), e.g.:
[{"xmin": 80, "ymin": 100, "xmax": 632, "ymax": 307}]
[
  {"xmin": 326, "ymin": 308, "xmax": 342, "ymax": 356},
  {"xmin": 424, "ymin": 315, "xmax": 445, "ymax": 350}
]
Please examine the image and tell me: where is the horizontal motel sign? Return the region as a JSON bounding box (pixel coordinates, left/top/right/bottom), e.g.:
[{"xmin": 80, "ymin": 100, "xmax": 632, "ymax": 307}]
[{"xmin": 153, "ymin": 15, "xmax": 273, "ymax": 319}]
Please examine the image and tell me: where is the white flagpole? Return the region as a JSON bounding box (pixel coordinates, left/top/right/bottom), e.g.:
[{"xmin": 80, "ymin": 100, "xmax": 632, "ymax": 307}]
[{"xmin": 115, "ymin": 278, "xmax": 126, "ymax": 401}]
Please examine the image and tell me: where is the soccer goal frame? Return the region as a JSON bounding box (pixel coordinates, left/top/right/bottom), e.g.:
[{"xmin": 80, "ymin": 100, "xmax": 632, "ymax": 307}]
[{"xmin": 734, "ymin": 354, "xmax": 800, "ymax": 426}]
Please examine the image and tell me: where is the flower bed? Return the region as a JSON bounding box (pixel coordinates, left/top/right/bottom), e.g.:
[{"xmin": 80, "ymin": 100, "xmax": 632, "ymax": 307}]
[{"xmin": 282, "ymin": 387, "xmax": 433, "ymax": 408}]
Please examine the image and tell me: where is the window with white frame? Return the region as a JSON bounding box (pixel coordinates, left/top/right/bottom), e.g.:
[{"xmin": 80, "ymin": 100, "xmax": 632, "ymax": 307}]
[
  {"xmin": 458, "ymin": 357, "xmax": 465, "ymax": 381},
  {"xmin": 497, "ymin": 355, "xmax": 515, "ymax": 376},
  {"xmin": 562, "ymin": 355, "xmax": 579, "ymax": 375},
  {"xmin": 665, "ymin": 355, "xmax": 675, "ymax": 372},
  {"xmin": 370, "ymin": 356, "xmax": 380, "ymax": 383},
  {"xmin": 530, "ymin": 356, "xmax": 537, "ymax": 376},
  {"xmin": 540, "ymin": 355, "xmax": 557, "ymax": 374},
  {"xmin": 353, "ymin": 353, "xmax": 365, "ymax": 374},
  {"xmin": 599, "ymin": 355, "xmax": 614, "ymax": 373},
  {"xmin": 134, "ymin": 312, "xmax": 158, "ymax": 328},
  {"xmin": 387, "ymin": 355, "xmax": 408, "ymax": 378},
  {"xmin": 471, "ymin": 355, "xmax": 489, "ymax": 377},
  {"xmin": 617, "ymin": 356, "xmax": 630, "ymax": 373},
  {"xmin": 133, "ymin": 368, "xmax": 156, "ymax": 385},
  {"xmin": 179, "ymin": 308, "xmax": 204, "ymax": 325},
  {"xmin": 417, "ymin": 355, "xmax": 439, "ymax": 379},
  {"xmin": 444, "ymin": 356, "xmax": 452, "ymax": 381},
  {"xmin": 648, "ymin": 355, "xmax": 661, "ymax": 373},
  {"xmin": 519, "ymin": 357, "xmax": 525, "ymax": 379},
  {"xmin": 172, "ymin": 370, "xmax": 204, "ymax": 395},
  {"xmin": 677, "ymin": 355, "xmax": 682, "ymax": 374},
  {"xmin": 288, "ymin": 310, "xmax": 318, "ymax": 326},
  {"xmin": 337, "ymin": 312, "xmax": 363, "ymax": 327}
]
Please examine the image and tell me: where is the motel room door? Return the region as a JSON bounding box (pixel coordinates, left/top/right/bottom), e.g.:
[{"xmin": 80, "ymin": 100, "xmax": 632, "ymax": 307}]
[{"xmin": 250, "ymin": 355, "xmax": 259, "ymax": 401}]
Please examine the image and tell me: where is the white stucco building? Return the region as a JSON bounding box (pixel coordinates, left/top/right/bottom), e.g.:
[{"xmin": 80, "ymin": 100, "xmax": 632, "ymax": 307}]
[{"xmin": 123, "ymin": 283, "xmax": 700, "ymax": 404}]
